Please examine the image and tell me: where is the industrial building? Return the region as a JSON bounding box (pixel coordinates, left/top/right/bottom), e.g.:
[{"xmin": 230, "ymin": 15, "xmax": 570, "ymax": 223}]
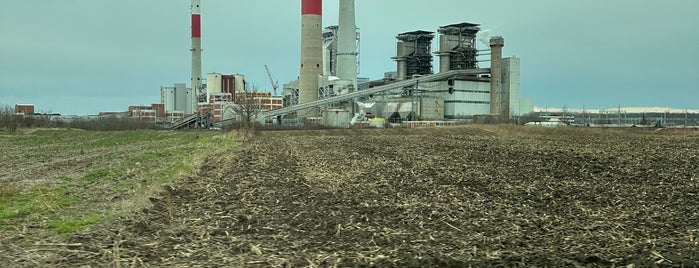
[
  {"xmin": 273, "ymin": 1, "xmax": 533, "ymax": 129},
  {"xmin": 206, "ymin": 73, "xmax": 245, "ymax": 103},
  {"xmin": 392, "ymin": 31, "xmax": 435, "ymax": 79},
  {"xmin": 165, "ymin": 0, "xmax": 534, "ymax": 129},
  {"xmin": 161, "ymin": 83, "xmax": 193, "ymax": 115},
  {"xmin": 14, "ymin": 104, "xmax": 35, "ymax": 115}
]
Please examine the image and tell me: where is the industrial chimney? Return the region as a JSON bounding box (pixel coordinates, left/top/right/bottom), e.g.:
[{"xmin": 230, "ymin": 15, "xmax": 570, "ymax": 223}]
[
  {"xmin": 489, "ymin": 36, "xmax": 504, "ymax": 117},
  {"xmin": 299, "ymin": 0, "xmax": 323, "ymax": 116},
  {"xmin": 337, "ymin": 0, "xmax": 358, "ymax": 90},
  {"xmin": 191, "ymin": 0, "xmax": 202, "ymax": 114}
]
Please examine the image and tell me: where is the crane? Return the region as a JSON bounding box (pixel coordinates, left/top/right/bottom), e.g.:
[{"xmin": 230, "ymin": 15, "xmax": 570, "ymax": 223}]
[{"xmin": 264, "ymin": 65, "xmax": 279, "ymax": 96}]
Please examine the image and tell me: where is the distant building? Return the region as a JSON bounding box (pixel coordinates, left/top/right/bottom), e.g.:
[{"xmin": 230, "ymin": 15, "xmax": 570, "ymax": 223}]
[
  {"xmin": 206, "ymin": 73, "xmax": 245, "ymax": 103},
  {"xmin": 15, "ymin": 104, "xmax": 35, "ymax": 115},
  {"xmin": 199, "ymin": 91, "xmax": 282, "ymax": 123},
  {"xmin": 161, "ymin": 83, "xmax": 193, "ymax": 114},
  {"xmin": 129, "ymin": 104, "xmax": 165, "ymax": 121}
]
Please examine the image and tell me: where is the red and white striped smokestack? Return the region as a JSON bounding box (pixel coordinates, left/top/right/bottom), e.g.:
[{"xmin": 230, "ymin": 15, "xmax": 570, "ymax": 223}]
[
  {"xmin": 191, "ymin": 0, "xmax": 202, "ymax": 113},
  {"xmin": 299, "ymin": 0, "xmax": 323, "ymax": 116}
]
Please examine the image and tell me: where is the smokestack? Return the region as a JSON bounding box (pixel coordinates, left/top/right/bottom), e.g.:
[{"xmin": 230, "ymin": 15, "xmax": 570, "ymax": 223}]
[
  {"xmin": 489, "ymin": 36, "xmax": 504, "ymax": 117},
  {"xmin": 191, "ymin": 0, "xmax": 202, "ymax": 114},
  {"xmin": 337, "ymin": 0, "xmax": 357, "ymax": 90},
  {"xmin": 299, "ymin": 0, "xmax": 323, "ymax": 116}
]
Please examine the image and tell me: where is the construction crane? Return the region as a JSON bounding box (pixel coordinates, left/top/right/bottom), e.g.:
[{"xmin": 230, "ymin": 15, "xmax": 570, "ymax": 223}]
[{"xmin": 264, "ymin": 65, "xmax": 279, "ymax": 96}]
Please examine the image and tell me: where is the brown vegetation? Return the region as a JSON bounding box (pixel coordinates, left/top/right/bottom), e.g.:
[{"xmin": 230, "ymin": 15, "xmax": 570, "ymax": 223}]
[
  {"xmin": 0, "ymin": 104, "xmax": 157, "ymax": 131},
  {"xmin": 15, "ymin": 126, "xmax": 694, "ymax": 267}
]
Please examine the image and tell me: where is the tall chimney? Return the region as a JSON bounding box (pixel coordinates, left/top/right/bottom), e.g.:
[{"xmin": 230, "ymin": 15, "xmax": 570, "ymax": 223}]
[
  {"xmin": 299, "ymin": 0, "xmax": 323, "ymax": 116},
  {"xmin": 337, "ymin": 0, "xmax": 357, "ymax": 90},
  {"xmin": 489, "ymin": 37, "xmax": 504, "ymax": 117},
  {"xmin": 191, "ymin": 0, "xmax": 202, "ymax": 114}
]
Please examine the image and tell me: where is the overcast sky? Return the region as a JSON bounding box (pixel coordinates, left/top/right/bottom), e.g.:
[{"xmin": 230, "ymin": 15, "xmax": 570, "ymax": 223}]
[{"xmin": 1, "ymin": 0, "xmax": 698, "ymax": 115}]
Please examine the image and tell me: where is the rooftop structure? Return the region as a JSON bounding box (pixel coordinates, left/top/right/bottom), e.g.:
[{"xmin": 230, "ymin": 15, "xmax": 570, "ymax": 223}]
[
  {"xmin": 435, "ymin": 22, "xmax": 481, "ymax": 72},
  {"xmin": 393, "ymin": 31, "xmax": 435, "ymax": 80}
]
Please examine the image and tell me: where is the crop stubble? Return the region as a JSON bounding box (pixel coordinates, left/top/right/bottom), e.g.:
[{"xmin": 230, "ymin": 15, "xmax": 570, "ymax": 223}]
[{"xmin": 19, "ymin": 127, "xmax": 699, "ymax": 266}]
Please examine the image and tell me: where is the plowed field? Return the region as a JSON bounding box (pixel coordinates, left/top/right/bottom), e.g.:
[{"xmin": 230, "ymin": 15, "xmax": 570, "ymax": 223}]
[{"xmin": 5, "ymin": 126, "xmax": 699, "ymax": 267}]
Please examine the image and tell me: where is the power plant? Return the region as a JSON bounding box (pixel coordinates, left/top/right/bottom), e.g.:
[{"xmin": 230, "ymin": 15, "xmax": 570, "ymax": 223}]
[
  {"xmin": 162, "ymin": 0, "xmax": 534, "ymax": 129},
  {"xmin": 10, "ymin": 1, "xmax": 699, "ymax": 131}
]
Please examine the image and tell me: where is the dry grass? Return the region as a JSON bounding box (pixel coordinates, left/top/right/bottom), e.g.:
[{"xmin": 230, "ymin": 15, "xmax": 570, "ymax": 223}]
[
  {"xmin": 0, "ymin": 185, "xmax": 19, "ymax": 198},
  {"xmin": 0, "ymin": 129, "xmax": 237, "ymax": 266},
  {"xmin": 44, "ymin": 125, "xmax": 699, "ymax": 267}
]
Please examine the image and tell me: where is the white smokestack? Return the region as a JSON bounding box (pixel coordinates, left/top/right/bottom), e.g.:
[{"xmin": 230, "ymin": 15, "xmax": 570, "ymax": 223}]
[{"xmin": 337, "ymin": 0, "xmax": 358, "ymax": 90}]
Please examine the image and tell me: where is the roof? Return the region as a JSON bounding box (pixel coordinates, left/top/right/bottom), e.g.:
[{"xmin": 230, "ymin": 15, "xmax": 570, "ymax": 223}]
[
  {"xmin": 440, "ymin": 22, "xmax": 480, "ymax": 28},
  {"xmin": 439, "ymin": 22, "xmax": 481, "ymax": 35},
  {"xmin": 396, "ymin": 30, "xmax": 435, "ymax": 41},
  {"xmin": 398, "ymin": 30, "xmax": 434, "ymax": 36}
]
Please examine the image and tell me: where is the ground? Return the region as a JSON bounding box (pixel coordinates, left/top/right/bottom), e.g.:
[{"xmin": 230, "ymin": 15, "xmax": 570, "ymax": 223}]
[{"xmin": 1, "ymin": 126, "xmax": 698, "ymax": 267}]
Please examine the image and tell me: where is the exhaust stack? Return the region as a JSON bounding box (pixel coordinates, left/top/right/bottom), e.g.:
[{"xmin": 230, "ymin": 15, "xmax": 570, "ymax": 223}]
[
  {"xmin": 337, "ymin": 0, "xmax": 358, "ymax": 90},
  {"xmin": 299, "ymin": 0, "xmax": 323, "ymax": 116},
  {"xmin": 191, "ymin": 0, "xmax": 202, "ymax": 113},
  {"xmin": 489, "ymin": 37, "xmax": 504, "ymax": 117}
]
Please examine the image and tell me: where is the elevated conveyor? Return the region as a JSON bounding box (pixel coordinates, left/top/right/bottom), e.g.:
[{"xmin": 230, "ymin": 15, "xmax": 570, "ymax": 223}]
[
  {"xmin": 258, "ymin": 69, "xmax": 489, "ymax": 119},
  {"xmin": 170, "ymin": 112, "xmax": 213, "ymax": 130},
  {"xmin": 211, "ymin": 69, "xmax": 489, "ymax": 128}
]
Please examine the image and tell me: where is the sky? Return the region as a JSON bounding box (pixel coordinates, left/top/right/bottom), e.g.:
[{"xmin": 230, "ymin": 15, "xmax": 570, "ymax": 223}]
[{"xmin": 1, "ymin": 0, "xmax": 698, "ymax": 115}]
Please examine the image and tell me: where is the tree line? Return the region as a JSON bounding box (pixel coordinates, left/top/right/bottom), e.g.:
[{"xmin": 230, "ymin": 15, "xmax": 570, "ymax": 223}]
[{"xmin": 0, "ymin": 104, "xmax": 158, "ymax": 131}]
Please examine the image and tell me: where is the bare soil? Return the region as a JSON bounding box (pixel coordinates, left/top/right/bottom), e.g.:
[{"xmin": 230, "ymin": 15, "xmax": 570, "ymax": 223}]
[{"xmin": 12, "ymin": 127, "xmax": 699, "ymax": 267}]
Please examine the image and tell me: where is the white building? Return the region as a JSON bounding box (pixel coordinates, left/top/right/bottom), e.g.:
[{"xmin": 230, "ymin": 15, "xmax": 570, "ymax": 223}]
[{"xmin": 161, "ymin": 83, "xmax": 193, "ymax": 114}]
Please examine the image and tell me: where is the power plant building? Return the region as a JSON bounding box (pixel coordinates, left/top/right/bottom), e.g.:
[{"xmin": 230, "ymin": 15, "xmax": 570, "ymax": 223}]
[
  {"xmin": 435, "ymin": 23, "xmax": 480, "ymax": 72},
  {"xmin": 503, "ymin": 57, "xmax": 534, "ymax": 116},
  {"xmin": 393, "ymin": 31, "xmax": 435, "ymax": 80},
  {"xmin": 322, "ymin": 26, "xmax": 339, "ymax": 76},
  {"xmin": 161, "ymin": 83, "xmax": 193, "ymax": 114},
  {"xmin": 206, "ymin": 73, "xmax": 245, "ymax": 103},
  {"xmin": 161, "ymin": 1, "xmax": 535, "ymax": 129}
]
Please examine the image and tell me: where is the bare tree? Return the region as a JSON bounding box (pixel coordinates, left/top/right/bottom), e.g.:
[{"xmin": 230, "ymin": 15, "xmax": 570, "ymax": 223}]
[
  {"xmin": 231, "ymin": 89, "xmax": 263, "ymax": 137},
  {"xmin": 0, "ymin": 104, "xmax": 20, "ymax": 131}
]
